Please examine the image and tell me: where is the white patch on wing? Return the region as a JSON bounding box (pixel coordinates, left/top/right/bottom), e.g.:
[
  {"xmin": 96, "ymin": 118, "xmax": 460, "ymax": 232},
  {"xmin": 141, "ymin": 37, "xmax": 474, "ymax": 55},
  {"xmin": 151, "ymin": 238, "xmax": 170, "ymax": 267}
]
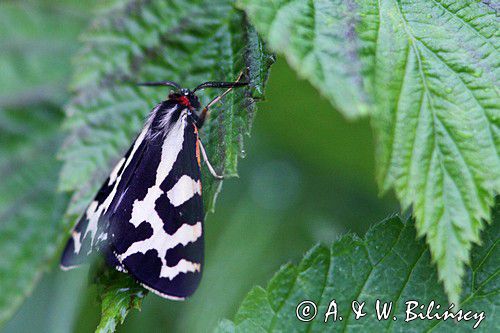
[
  {"xmin": 128, "ymin": 187, "xmax": 163, "ymax": 227},
  {"xmin": 82, "ymin": 125, "xmax": 149, "ymax": 249},
  {"xmin": 155, "ymin": 113, "xmax": 186, "ymax": 182},
  {"xmin": 127, "ymin": 115, "xmax": 186, "ymax": 229},
  {"xmin": 72, "ymin": 231, "xmax": 82, "ymax": 254},
  {"xmin": 108, "ymin": 157, "xmax": 125, "ymax": 185},
  {"xmin": 139, "ymin": 282, "xmax": 185, "ymax": 301},
  {"xmin": 119, "ymin": 113, "xmax": 203, "ymax": 278},
  {"xmin": 167, "ymin": 175, "xmax": 201, "ymax": 207},
  {"xmin": 160, "ymin": 259, "xmax": 201, "ymax": 280},
  {"xmin": 97, "ymin": 233, "xmax": 108, "ymax": 242},
  {"xmin": 119, "ymin": 222, "xmax": 202, "ymax": 266},
  {"xmin": 83, "ymin": 200, "xmax": 99, "ymax": 251}
]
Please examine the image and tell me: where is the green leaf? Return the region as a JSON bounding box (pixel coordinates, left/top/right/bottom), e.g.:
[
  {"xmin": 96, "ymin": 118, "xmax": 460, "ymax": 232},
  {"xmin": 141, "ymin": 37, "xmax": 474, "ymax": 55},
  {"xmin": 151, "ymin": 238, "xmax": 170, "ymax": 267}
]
[
  {"xmin": 94, "ymin": 268, "xmax": 146, "ymax": 333},
  {"xmin": 216, "ymin": 209, "xmax": 499, "ymax": 332},
  {"xmin": 0, "ymin": 104, "xmax": 66, "ymax": 326},
  {"xmin": 58, "ymin": 0, "xmax": 273, "ymax": 330},
  {"xmin": 0, "ymin": 1, "xmax": 96, "ymax": 327},
  {"xmin": 240, "ymin": 0, "xmax": 500, "ymax": 303},
  {"xmin": 359, "ymin": 0, "xmax": 499, "ymax": 305},
  {"xmin": 0, "ymin": 1, "xmax": 92, "ymax": 107},
  {"xmin": 237, "ymin": 0, "xmax": 371, "ymax": 118}
]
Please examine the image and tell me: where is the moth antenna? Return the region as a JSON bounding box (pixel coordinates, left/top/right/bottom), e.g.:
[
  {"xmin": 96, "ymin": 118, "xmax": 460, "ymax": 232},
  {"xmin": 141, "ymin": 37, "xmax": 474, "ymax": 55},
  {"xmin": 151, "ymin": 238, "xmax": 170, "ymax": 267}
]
[
  {"xmin": 192, "ymin": 71, "xmax": 247, "ymax": 92},
  {"xmin": 196, "ymin": 72, "xmax": 246, "ymax": 128},
  {"xmin": 137, "ymin": 81, "xmax": 182, "ymax": 90}
]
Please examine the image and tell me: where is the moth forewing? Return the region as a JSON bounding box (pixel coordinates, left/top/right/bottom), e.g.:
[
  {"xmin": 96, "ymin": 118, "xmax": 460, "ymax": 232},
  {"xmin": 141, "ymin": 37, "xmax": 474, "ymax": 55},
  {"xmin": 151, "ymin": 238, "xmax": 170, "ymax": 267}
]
[{"xmin": 61, "ymin": 77, "xmax": 247, "ymax": 299}]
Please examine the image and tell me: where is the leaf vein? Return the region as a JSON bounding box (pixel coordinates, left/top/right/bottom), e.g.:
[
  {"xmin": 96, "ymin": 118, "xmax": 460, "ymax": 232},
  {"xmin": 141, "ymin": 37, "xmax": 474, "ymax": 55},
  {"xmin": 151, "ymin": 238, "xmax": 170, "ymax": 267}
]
[
  {"xmin": 386, "ymin": 248, "xmax": 427, "ymax": 331},
  {"xmin": 382, "ymin": 44, "xmax": 411, "ymax": 188},
  {"xmin": 340, "ymin": 246, "xmax": 374, "ymax": 333},
  {"xmin": 430, "ymin": 0, "xmax": 497, "ymax": 50},
  {"xmin": 413, "ymin": 37, "xmax": 498, "ymax": 160}
]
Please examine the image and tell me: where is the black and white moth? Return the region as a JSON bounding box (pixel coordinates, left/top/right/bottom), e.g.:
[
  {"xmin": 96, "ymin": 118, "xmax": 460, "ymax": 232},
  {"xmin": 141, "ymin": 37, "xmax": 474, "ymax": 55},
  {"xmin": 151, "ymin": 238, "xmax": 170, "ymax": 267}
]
[{"xmin": 60, "ymin": 75, "xmax": 247, "ymax": 300}]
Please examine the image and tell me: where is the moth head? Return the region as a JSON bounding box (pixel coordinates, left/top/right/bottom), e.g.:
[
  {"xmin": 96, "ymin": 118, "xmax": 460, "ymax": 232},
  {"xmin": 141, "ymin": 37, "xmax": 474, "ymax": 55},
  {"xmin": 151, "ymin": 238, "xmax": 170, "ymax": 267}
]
[
  {"xmin": 138, "ymin": 76, "xmax": 248, "ymax": 112},
  {"xmin": 168, "ymin": 89, "xmax": 200, "ymax": 111}
]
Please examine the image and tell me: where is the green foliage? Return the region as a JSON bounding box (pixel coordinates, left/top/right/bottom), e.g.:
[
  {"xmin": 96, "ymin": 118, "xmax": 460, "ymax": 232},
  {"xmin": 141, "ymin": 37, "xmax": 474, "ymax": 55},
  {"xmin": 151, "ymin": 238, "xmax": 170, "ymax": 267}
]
[
  {"xmin": 0, "ymin": 1, "xmax": 497, "ymax": 332},
  {"xmin": 0, "ymin": 1, "xmax": 91, "ymax": 107},
  {"xmin": 237, "ymin": 0, "xmax": 370, "ymax": 119},
  {"xmin": 94, "ymin": 268, "xmax": 146, "ymax": 333},
  {"xmin": 361, "ymin": 0, "xmax": 499, "ymax": 306},
  {"xmin": 239, "ymin": 0, "xmax": 500, "ymax": 303},
  {"xmin": 217, "ymin": 209, "xmax": 499, "ymax": 332},
  {"xmin": 57, "ymin": 0, "xmax": 273, "ymax": 330},
  {"xmin": 0, "ymin": 0, "xmax": 93, "ymax": 327},
  {"xmin": 0, "ymin": 104, "xmax": 66, "ymax": 325}
]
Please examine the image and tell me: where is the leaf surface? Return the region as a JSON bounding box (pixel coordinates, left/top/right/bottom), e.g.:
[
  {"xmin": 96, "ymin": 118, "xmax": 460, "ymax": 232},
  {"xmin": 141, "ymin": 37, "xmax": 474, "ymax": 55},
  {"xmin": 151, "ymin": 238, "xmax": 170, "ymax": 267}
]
[
  {"xmin": 238, "ymin": 0, "xmax": 371, "ymax": 118},
  {"xmin": 239, "ymin": 0, "xmax": 500, "ymax": 303},
  {"xmin": 0, "ymin": 1, "xmax": 91, "ymax": 107},
  {"xmin": 216, "ymin": 210, "xmax": 499, "ymax": 332},
  {"xmin": 0, "ymin": 104, "xmax": 66, "ymax": 326},
  {"xmin": 94, "ymin": 270, "xmax": 146, "ymax": 333},
  {"xmin": 0, "ymin": 0, "xmax": 96, "ymax": 326},
  {"xmin": 359, "ymin": 0, "xmax": 499, "ymax": 304}
]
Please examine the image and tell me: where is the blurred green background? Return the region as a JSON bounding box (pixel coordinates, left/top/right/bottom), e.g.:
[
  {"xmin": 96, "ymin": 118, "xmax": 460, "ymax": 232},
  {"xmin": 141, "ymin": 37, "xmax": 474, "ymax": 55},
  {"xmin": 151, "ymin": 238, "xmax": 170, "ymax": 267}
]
[{"xmin": 1, "ymin": 1, "xmax": 398, "ymax": 332}]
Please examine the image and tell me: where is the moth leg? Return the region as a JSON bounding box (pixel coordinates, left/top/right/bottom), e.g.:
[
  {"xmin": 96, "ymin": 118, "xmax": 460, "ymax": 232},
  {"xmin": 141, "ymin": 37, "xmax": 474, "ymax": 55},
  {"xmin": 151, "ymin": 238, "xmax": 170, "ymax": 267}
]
[
  {"xmin": 196, "ymin": 71, "xmax": 245, "ymax": 128},
  {"xmin": 198, "ymin": 139, "xmax": 223, "ymax": 179}
]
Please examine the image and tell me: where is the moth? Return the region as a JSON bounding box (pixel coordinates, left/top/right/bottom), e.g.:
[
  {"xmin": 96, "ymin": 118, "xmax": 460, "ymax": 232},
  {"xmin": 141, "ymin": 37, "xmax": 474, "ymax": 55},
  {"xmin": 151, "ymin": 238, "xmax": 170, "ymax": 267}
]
[{"xmin": 61, "ymin": 74, "xmax": 247, "ymax": 300}]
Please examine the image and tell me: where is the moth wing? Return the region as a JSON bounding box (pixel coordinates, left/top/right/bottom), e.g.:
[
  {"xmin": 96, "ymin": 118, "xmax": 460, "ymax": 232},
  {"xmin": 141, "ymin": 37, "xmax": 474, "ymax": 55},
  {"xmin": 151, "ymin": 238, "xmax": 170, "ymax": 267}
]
[
  {"xmin": 60, "ymin": 124, "xmax": 151, "ymax": 270},
  {"xmin": 110, "ymin": 114, "xmax": 204, "ymax": 300}
]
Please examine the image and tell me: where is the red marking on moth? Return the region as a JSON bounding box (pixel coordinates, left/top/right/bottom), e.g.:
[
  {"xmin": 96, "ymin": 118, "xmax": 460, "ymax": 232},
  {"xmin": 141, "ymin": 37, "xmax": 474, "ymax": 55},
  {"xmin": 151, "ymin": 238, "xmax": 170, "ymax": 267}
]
[
  {"xmin": 178, "ymin": 96, "xmax": 191, "ymax": 108},
  {"xmin": 194, "ymin": 125, "xmax": 201, "ymax": 168}
]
